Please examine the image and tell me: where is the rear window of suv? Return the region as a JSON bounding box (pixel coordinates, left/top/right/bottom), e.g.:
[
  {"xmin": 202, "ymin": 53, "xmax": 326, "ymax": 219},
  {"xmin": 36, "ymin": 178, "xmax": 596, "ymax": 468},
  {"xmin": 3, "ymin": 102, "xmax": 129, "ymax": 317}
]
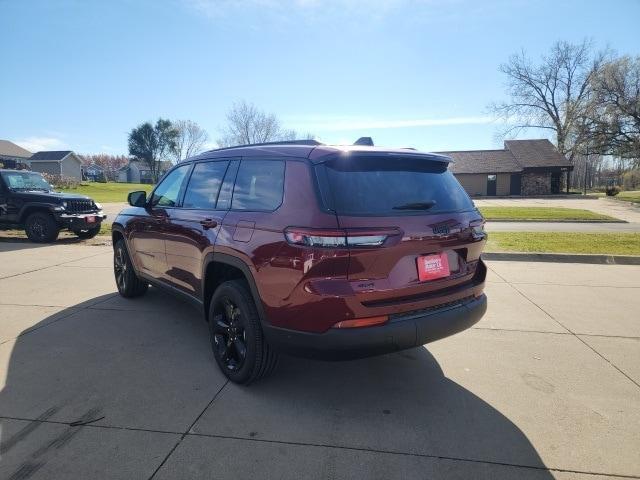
[
  {"xmin": 231, "ymin": 160, "xmax": 285, "ymax": 211},
  {"xmin": 318, "ymin": 155, "xmax": 474, "ymax": 216}
]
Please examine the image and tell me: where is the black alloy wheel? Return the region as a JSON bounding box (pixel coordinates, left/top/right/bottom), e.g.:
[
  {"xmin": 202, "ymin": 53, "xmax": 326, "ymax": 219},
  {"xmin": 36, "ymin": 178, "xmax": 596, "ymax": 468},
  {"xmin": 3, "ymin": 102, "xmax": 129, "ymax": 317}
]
[
  {"xmin": 212, "ymin": 297, "xmax": 248, "ymax": 372},
  {"xmin": 113, "ymin": 239, "xmax": 148, "ymax": 297},
  {"xmin": 209, "ymin": 280, "xmax": 278, "ymax": 384},
  {"xmin": 24, "ymin": 212, "xmax": 59, "ymax": 243}
]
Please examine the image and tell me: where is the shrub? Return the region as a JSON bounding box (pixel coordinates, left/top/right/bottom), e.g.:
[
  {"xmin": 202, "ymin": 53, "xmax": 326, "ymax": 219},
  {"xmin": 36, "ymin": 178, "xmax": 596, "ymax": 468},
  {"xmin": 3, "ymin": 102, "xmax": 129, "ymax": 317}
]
[
  {"xmin": 41, "ymin": 173, "xmax": 80, "ymax": 189},
  {"xmin": 605, "ymin": 185, "xmax": 621, "ymax": 196}
]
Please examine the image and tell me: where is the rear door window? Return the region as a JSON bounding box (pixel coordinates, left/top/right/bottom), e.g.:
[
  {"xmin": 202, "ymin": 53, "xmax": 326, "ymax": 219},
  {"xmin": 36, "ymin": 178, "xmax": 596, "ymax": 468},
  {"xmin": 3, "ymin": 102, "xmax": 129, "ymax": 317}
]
[
  {"xmin": 231, "ymin": 160, "xmax": 285, "ymax": 211},
  {"xmin": 319, "ymin": 156, "xmax": 474, "ymax": 216},
  {"xmin": 183, "ymin": 161, "xmax": 229, "ymax": 209}
]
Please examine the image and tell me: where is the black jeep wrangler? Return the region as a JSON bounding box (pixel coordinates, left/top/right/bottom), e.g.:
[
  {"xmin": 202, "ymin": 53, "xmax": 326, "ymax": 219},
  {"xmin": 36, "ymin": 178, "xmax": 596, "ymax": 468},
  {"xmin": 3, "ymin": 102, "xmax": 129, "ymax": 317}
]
[{"xmin": 0, "ymin": 169, "xmax": 106, "ymax": 242}]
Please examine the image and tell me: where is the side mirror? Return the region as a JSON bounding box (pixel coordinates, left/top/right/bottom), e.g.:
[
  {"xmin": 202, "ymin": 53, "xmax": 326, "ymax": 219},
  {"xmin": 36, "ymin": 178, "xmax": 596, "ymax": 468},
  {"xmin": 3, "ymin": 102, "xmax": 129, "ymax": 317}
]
[{"xmin": 128, "ymin": 190, "xmax": 147, "ymax": 207}]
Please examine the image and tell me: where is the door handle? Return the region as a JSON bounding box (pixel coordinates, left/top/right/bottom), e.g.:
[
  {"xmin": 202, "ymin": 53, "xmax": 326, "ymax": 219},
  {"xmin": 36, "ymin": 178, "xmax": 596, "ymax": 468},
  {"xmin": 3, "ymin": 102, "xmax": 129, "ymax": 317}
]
[{"xmin": 199, "ymin": 219, "xmax": 218, "ymax": 230}]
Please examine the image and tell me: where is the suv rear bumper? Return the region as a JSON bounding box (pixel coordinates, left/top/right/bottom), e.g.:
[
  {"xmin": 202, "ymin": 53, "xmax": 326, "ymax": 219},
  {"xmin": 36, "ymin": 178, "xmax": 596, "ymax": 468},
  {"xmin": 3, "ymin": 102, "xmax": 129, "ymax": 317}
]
[{"xmin": 263, "ymin": 294, "xmax": 486, "ymax": 360}]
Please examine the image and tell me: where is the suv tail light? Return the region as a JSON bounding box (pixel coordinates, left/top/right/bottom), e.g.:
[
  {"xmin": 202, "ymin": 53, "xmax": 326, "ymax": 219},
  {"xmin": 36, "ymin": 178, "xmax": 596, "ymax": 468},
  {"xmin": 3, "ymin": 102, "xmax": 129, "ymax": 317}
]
[{"xmin": 284, "ymin": 227, "xmax": 398, "ymax": 248}]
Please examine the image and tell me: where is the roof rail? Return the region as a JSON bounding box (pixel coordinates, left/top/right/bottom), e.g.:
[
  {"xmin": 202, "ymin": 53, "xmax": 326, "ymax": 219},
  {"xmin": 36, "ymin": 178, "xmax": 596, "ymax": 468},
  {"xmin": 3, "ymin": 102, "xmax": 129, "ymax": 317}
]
[{"xmin": 206, "ymin": 139, "xmax": 323, "ymax": 153}]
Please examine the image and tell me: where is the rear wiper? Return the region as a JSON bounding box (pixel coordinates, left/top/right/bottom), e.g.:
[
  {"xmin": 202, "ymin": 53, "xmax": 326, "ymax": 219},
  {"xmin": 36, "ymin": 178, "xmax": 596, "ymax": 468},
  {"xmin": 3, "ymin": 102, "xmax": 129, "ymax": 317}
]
[{"xmin": 392, "ymin": 201, "xmax": 437, "ymax": 210}]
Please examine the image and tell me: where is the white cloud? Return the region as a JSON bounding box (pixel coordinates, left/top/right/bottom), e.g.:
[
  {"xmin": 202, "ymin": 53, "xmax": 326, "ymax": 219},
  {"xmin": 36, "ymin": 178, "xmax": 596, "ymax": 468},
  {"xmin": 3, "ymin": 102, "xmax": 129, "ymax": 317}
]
[
  {"xmin": 14, "ymin": 137, "xmax": 68, "ymax": 152},
  {"xmin": 284, "ymin": 115, "xmax": 494, "ymax": 132}
]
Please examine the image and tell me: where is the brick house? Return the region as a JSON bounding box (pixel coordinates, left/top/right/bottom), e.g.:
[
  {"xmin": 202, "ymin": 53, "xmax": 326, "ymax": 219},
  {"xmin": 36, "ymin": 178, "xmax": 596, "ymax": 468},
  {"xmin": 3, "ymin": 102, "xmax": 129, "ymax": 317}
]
[{"xmin": 437, "ymin": 139, "xmax": 573, "ymax": 196}]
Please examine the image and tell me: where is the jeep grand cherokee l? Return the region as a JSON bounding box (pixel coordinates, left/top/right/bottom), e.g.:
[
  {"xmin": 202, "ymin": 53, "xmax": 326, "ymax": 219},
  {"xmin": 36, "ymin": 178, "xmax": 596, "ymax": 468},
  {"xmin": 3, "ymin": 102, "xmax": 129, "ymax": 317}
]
[{"xmin": 112, "ymin": 140, "xmax": 487, "ymax": 384}]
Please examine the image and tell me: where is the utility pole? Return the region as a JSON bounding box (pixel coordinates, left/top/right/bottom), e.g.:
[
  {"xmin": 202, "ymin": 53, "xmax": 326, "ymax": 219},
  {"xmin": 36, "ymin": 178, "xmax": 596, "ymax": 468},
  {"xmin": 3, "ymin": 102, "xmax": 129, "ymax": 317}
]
[{"xmin": 583, "ymin": 146, "xmax": 589, "ymax": 195}]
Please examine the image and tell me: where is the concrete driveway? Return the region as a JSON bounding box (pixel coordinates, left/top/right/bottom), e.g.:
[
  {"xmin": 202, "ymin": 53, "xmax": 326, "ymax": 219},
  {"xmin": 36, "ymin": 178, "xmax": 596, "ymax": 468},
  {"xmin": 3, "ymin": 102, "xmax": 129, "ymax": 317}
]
[
  {"xmin": 474, "ymin": 197, "xmax": 640, "ymax": 223},
  {"xmin": 102, "ymin": 203, "xmax": 126, "ymax": 224},
  {"xmin": 0, "ymin": 243, "xmax": 639, "ymax": 479}
]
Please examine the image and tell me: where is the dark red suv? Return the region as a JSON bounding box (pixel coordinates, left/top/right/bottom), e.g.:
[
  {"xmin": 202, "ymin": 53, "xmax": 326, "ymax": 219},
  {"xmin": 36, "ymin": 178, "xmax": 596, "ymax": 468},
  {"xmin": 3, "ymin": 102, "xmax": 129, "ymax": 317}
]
[{"xmin": 112, "ymin": 140, "xmax": 487, "ymax": 384}]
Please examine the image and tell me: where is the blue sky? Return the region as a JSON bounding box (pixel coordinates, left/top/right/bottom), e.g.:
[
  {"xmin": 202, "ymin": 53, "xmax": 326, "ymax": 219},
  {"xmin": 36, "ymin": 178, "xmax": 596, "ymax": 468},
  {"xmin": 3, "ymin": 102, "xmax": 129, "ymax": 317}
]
[{"xmin": 1, "ymin": 0, "xmax": 639, "ymax": 156}]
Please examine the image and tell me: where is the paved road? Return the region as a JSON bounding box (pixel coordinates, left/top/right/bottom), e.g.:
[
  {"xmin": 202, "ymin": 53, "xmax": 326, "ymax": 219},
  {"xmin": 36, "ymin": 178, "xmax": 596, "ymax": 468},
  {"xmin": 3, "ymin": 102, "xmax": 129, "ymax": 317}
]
[
  {"xmin": 102, "ymin": 202, "xmax": 126, "ymax": 223},
  {"xmin": 0, "ymin": 242, "xmax": 639, "ymax": 478}
]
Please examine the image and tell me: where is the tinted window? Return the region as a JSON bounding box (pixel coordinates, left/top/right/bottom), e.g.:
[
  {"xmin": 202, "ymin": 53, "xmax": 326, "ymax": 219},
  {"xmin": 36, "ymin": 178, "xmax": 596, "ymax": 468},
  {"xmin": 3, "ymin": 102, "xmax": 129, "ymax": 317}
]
[
  {"xmin": 232, "ymin": 160, "xmax": 285, "ymax": 211},
  {"xmin": 150, "ymin": 165, "xmax": 190, "ymax": 207},
  {"xmin": 183, "ymin": 161, "xmax": 229, "ymax": 209},
  {"xmin": 321, "ymin": 156, "xmax": 474, "ymax": 215},
  {"xmin": 216, "ymin": 160, "xmax": 239, "ymax": 211}
]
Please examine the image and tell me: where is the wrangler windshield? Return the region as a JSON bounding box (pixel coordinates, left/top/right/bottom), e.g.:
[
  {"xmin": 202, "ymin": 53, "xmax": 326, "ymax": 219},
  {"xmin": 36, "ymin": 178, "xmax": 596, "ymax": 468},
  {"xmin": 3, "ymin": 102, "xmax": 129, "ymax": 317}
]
[
  {"xmin": 321, "ymin": 156, "xmax": 474, "ymax": 216},
  {"xmin": 1, "ymin": 171, "xmax": 52, "ymax": 191}
]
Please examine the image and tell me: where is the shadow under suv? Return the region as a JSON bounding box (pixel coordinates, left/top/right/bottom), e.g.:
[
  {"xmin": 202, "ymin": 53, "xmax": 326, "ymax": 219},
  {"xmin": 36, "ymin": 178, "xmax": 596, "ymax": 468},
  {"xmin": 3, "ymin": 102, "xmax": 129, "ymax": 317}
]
[{"xmin": 112, "ymin": 140, "xmax": 487, "ymax": 384}]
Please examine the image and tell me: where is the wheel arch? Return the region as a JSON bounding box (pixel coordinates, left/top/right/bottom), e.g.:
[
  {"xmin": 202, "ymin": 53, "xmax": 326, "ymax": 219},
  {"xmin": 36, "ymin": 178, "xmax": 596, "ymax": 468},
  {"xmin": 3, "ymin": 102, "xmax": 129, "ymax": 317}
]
[
  {"xmin": 111, "ymin": 222, "xmax": 126, "ymax": 247},
  {"xmin": 18, "ymin": 204, "xmax": 56, "ymax": 223},
  {"xmin": 202, "ymin": 253, "xmax": 267, "ymax": 325}
]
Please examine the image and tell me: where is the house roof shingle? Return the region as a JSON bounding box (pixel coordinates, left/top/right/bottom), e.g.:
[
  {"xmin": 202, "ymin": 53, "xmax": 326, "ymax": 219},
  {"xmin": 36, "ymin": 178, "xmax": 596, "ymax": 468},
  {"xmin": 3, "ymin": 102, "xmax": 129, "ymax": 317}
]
[
  {"xmin": 504, "ymin": 139, "xmax": 572, "ymax": 168},
  {"xmin": 437, "ymin": 149, "xmax": 522, "ymax": 174},
  {"xmin": 0, "ymin": 140, "xmax": 32, "ymax": 158},
  {"xmin": 438, "ymin": 139, "xmax": 572, "ymax": 174},
  {"xmin": 30, "ymin": 151, "xmax": 73, "ymax": 161}
]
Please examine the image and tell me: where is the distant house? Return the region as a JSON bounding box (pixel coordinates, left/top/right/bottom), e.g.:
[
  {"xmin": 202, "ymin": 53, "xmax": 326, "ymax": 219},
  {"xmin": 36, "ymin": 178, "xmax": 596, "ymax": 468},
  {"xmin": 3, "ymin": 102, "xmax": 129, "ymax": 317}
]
[
  {"xmin": 438, "ymin": 139, "xmax": 574, "ymax": 196},
  {"xmin": 117, "ymin": 160, "xmax": 171, "ymax": 184},
  {"xmin": 27, "ymin": 151, "xmax": 83, "ymax": 180},
  {"xmin": 0, "ymin": 139, "xmax": 32, "ymax": 159},
  {"xmin": 83, "ymin": 164, "xmax": 105, "ymax": 182},
  {"xmin": 0, "ymin": 140, "xmax": 32, "ymax": 170}
]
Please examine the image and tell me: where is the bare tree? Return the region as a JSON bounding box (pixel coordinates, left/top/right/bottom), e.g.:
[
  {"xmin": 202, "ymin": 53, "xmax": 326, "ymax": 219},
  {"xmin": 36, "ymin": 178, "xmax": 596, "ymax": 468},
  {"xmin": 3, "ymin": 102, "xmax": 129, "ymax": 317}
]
[
  {"xmin": 589, "ymin": 56, "xmax": 640, "ymax": 162},
  {"xmin": 173, "ymin": 120, "xmax": 209, "ymax": 163},
  {"xmin": 490, "ymin": 40, "xmax": 608, "ymax": 162},
  {"xmin": 217, "ymin": 101, "xmax": 302, "ymax": 147}
]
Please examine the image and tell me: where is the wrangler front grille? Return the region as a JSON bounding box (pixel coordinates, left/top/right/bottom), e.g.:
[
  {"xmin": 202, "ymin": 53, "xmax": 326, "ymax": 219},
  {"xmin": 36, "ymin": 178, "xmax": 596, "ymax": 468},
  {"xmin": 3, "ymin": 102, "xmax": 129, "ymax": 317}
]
[{"xmin": 65, "ymin": 199, "xmax": 95, "ymax": 213}]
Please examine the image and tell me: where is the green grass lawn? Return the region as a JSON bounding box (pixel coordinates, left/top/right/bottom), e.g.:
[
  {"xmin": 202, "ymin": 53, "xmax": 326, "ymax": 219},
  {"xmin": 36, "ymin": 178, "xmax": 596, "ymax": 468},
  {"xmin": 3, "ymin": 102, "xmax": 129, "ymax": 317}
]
[
  {"xmin": 485, "ymin": 232, "xmax": 640, "ymax": 255},
  {"xmin": 611, "ymin": 190, "xmax": 640, "ymax": 205},
  {"xmin": 589, "ymin": 190, "xmax": 640, "ymax": 204},
  {"xmin": 60, "ymin": 182, "xmax": 154, "ymax": 203},
  {"xmin": 479, "ymin": 206, "xmax": 619, "ymax": 222},
  {"xmin": 99, "ymin": 223, "xmax": 112, "ymax": 236}
]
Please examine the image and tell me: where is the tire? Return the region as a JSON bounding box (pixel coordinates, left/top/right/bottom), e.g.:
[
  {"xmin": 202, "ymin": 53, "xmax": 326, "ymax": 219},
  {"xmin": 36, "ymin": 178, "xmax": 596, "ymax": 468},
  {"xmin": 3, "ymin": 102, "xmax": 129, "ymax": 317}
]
[
  {"xmin": 113, "ymin": 239, "xmax": 148, "ymax": 298},
  {"xmin": 74, "ymin": 226, "xmax": 101, "ymax": 239},
  {"xmin": 209, "ymin": 280, "xmax": 278, "ymax": 385},
  {"xmin": 24, "ymin": 212, "xmax": 59, "ymax": 243}
]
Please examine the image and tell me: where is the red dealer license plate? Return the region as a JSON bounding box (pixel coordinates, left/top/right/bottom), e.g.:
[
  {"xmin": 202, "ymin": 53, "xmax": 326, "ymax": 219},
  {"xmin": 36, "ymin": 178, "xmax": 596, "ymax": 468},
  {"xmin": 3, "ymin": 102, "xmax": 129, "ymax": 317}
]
[
  {"xmin": 417, "ymin": 252, "xmax": 450, "ymax": 282},
  {"xmin": 86, "ymin": 216, "xmax": 96, "ymax": 224}
]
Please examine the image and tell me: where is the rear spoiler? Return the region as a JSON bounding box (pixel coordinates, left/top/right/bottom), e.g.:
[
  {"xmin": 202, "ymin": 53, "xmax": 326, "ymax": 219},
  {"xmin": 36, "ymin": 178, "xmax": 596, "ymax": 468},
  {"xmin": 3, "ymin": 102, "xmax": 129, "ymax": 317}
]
[{"xmin": 309, "ymin": 150, "xmax": 453, "ymax": 165}]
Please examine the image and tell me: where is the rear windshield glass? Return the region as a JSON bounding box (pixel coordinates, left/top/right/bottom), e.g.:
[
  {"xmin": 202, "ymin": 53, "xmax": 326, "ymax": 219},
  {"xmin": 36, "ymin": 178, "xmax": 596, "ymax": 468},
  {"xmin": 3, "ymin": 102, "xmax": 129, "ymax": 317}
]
[{"xmin": 320, "ymin": 156, "xmax": 474, "ymax": 216}]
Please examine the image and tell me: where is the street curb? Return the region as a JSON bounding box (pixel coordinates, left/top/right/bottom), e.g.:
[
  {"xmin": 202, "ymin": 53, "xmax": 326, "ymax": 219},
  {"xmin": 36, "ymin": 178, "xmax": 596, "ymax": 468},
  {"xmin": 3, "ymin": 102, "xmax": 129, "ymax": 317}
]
[{"xmin": 482, "ymin": 252, "xmax": 640, "ymax": 265}]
